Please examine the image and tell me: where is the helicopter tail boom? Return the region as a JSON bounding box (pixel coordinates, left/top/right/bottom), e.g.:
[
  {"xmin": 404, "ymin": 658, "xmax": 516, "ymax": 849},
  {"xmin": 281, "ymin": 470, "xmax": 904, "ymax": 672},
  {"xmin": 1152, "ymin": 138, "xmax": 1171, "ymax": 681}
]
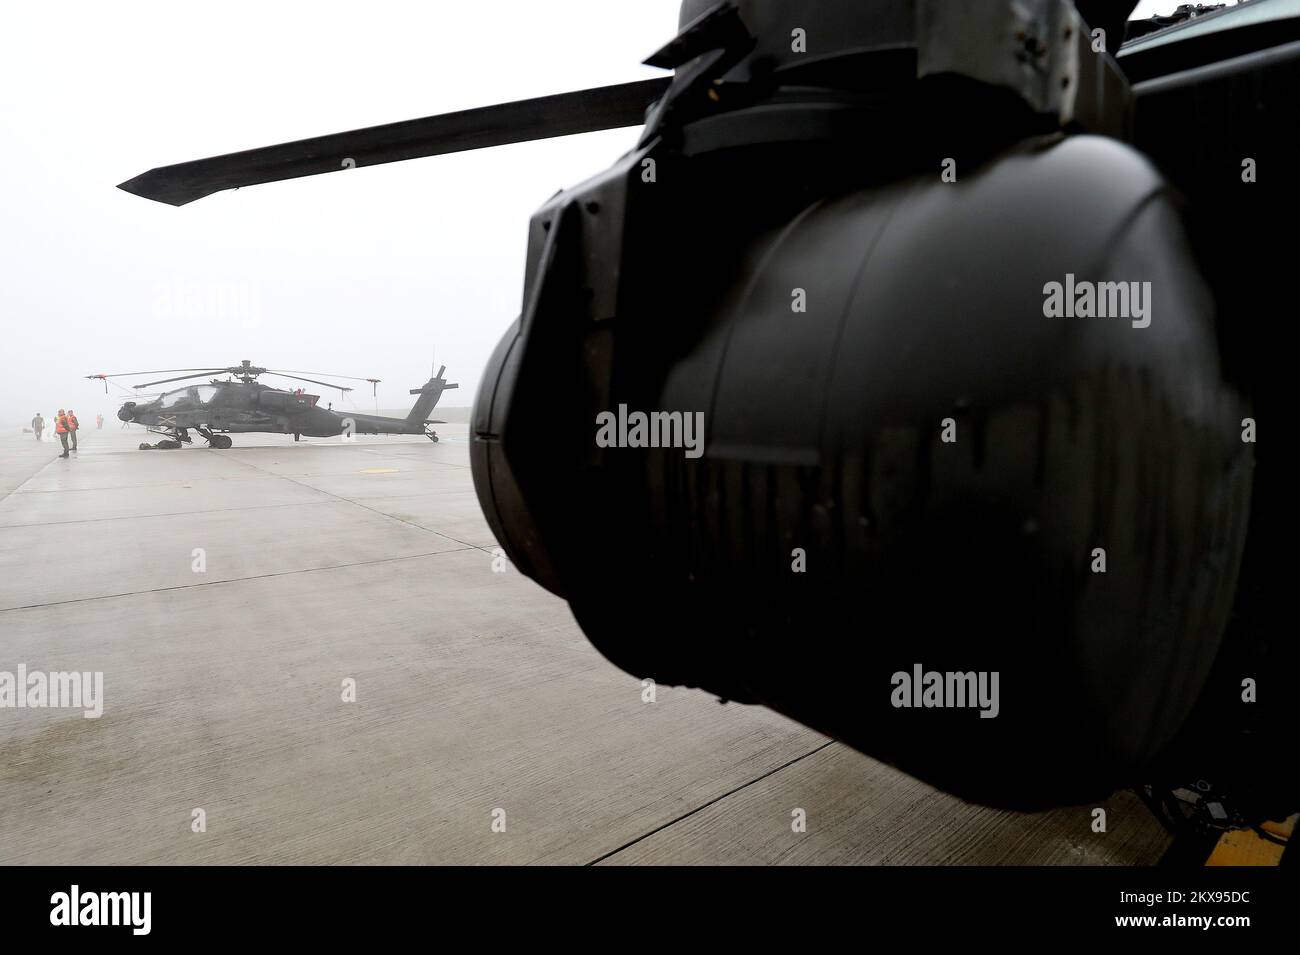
[{"xmin": 405, "ymin": 366, "xmax": 458, "ymax": 429}]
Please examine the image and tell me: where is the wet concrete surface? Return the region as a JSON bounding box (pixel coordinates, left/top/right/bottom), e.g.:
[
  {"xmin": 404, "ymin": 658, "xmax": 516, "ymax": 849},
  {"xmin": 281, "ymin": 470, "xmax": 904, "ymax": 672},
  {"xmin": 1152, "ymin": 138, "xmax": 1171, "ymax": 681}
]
[{"xmin": 0, "ymin": 425, "xmax": 1170, "ymax": 864}]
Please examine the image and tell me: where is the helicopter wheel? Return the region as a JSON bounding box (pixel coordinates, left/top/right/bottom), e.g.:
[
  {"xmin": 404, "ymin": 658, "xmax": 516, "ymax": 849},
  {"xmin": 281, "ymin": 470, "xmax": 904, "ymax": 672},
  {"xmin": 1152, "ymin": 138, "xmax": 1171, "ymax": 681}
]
[{"xmin": 208, "ymin": 434, "xmax": 233, "ymax": 449}]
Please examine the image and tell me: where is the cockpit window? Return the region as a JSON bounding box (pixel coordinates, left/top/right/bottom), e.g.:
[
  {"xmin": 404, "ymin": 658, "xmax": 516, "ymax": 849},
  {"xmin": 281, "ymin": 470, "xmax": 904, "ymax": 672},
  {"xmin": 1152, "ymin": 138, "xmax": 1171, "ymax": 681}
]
[
  {"xmin": 160, "ymin": 388, "xmax": 190, "ymax": 408},
  {"xmin": 195, "ymin": 385, "xmax": 218, "ymax": 404}
]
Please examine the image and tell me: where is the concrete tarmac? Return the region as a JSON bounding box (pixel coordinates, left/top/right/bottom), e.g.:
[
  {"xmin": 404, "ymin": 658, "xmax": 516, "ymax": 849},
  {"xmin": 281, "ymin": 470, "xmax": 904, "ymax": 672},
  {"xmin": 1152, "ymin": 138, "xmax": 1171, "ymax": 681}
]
[{"xmin": 0, "ymin": 425, "xmax": 1171, "ymax": 864}]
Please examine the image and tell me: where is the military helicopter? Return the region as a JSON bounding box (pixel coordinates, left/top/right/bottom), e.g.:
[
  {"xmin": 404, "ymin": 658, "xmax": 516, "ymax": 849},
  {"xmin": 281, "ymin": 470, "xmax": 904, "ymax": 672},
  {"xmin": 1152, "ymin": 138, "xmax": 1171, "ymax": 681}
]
[
  {"xmin": 119, "ymin": 0, "xmax": 1295, "ymax": 855},
  {"xmin": 90, "ymin": 359, "xmax": 457, "ymax": 449}
]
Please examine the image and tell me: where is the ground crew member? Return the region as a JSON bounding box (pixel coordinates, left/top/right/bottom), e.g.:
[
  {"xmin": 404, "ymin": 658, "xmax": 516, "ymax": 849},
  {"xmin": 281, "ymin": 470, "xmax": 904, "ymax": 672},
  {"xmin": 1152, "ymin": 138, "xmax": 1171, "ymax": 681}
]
[
  {"xmin": 96, "ymin": 413, "xmax": 103, "ymax": 429},
  {"xmin": 55, "ymin": 409, "xmax": 70, "ymax": 457},
  {"xmin": 66, "ymin": 409, "xmax": 80, "ymax": 451},
  {"xmin": 31, "ymin": 413, "xmax": 44, "ymax": 440}
]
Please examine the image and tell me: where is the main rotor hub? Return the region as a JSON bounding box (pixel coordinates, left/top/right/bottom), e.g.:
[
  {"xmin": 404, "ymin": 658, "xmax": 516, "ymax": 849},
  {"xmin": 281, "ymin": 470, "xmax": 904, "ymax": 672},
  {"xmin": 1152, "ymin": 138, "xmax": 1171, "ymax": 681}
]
[{"xmin": 229, "ymin": 360, "xmax": 267, "ymax": 382}]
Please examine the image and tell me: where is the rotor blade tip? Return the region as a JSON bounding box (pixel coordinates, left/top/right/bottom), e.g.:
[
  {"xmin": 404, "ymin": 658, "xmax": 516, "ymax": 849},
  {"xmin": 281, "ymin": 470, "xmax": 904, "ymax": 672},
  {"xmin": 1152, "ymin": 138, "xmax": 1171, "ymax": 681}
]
[{"xmin": 118, "ymin": 171, "xmax": 198, "ymax": 206}]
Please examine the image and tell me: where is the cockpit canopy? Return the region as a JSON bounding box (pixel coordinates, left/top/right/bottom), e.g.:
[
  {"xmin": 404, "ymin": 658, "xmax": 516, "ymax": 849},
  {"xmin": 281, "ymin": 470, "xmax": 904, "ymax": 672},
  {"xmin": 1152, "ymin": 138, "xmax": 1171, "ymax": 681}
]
[{"xmin": 158, "ymin": 383, "xmax": 221, "ymax": 408}]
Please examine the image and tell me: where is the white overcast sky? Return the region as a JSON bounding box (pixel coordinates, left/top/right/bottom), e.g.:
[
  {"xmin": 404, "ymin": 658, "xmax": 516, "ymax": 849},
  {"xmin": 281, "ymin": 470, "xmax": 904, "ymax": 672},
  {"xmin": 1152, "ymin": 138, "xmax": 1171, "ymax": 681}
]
[
  {"xmin": 1, "ymin": 0, "xmax": 1187, "ymax": 422},
  {"xmin": 0, "ymin": 0, "xmax": 681, "ymax": 421}
]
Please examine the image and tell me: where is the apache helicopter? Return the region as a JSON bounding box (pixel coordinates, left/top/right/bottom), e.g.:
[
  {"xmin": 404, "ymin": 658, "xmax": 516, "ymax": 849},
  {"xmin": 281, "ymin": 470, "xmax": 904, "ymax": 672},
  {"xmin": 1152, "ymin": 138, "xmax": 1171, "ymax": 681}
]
[
  {"xmin": 90, "ymin": 360, "xmax": 457, "ymax": 449},
  {"xmin": 119, "ymin": 0, "xmax": 1295, "ymax": 855}
]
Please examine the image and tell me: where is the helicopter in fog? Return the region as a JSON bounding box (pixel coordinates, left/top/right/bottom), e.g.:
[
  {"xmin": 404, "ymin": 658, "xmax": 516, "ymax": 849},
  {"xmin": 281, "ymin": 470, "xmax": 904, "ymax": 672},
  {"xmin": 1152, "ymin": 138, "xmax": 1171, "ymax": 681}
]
[
  {"xmin": 118, "ymin": 0, "xmax": 1295, "ymax": 853},
  {"xmin": 89, "ymin": 359, "xmax": 456, "ymax": 449}
]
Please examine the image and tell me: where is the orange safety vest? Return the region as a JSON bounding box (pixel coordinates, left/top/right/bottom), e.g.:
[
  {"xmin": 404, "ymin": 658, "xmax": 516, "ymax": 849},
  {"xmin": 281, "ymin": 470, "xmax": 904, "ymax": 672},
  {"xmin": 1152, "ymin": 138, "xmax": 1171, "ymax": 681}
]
[
  {"xmin": 67, "ymin": 415, "xmax": 79, "ymax": 431},
  {"xmin": 55, "ymin": 415, "xmax": 68, "ymax": 434}
]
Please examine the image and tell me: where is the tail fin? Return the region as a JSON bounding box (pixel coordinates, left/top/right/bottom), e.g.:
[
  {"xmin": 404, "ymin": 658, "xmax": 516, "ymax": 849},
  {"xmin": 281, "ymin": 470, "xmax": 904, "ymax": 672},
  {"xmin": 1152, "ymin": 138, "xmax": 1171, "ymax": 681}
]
[{"xmin": 406, "ymin": 365, "xmax": 458, "ymax": 427}]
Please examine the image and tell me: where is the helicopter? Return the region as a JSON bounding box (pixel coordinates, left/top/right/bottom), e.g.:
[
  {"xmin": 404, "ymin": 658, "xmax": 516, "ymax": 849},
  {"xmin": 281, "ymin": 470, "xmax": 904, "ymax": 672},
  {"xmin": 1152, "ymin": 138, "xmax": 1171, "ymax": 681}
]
[
  {"xmin": 118, "ymin": 0, "xmax": 1295, "ymax": 852},
  {"xmin": 90, "ymin": 360, "xmax": 457, "ymax": 449}
]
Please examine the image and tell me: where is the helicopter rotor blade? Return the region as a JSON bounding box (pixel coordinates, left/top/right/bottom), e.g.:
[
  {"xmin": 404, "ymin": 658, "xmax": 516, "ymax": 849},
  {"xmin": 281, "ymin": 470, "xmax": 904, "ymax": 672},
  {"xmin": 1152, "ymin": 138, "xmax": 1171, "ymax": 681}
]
[
  {"xmin": 87, "ymin": 369, "xmax": 224, "ymax": 380},
  {"xmin": 132, "ymin": 372, "xmax": 227, "ymax": 389},
  {"xmin": 266, "ymin": 373, "xmax": 354, "ymax": 392},
  {"xmin": 117, "ymin": 78, "xmax": 672, "ymax": 207},
  {"xmin": 267, "ymin": 369, "xmax": 378, "ymax": 382}
]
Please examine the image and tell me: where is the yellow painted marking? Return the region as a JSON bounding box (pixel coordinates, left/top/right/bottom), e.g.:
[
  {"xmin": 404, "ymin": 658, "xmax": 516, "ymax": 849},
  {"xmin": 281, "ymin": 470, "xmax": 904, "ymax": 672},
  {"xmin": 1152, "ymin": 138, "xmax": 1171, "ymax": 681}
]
[
  {"xmin": 1206, "ymin": 813, "xmax": 1296, "ymax": 867},
  {"xmin": 360, "ymin": 468, "xmax": 398, "ymax": 475}
]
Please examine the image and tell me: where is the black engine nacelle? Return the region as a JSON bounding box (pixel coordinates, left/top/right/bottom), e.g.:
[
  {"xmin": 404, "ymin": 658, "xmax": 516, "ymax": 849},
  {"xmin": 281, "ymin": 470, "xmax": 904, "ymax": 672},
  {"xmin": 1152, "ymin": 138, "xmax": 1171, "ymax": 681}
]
[{"xmin": 471, "ymin": 1, "xmax": 1253, "ymax": 810}]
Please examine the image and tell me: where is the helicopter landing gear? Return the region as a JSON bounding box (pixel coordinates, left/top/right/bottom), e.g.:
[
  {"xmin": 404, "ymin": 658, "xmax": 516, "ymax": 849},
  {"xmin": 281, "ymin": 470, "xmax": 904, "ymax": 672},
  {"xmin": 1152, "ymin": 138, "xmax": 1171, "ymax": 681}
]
[
  {"xmin": 198, "ymin": 428, "xmax": 233, "ymax": 449},
  {"xmin": 141, "ymin": 427, "xmax": 191, "ymax": 450},
  {"xmin": 425, "ymin": 430, "xmax": 439, "ymax": 443}
]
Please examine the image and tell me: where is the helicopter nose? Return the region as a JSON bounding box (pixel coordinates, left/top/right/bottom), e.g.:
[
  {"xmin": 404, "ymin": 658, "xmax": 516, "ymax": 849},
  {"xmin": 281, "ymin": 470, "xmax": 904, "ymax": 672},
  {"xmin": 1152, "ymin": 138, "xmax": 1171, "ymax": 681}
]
[{"xmin": 117, "ymin": 402, "xmax": 136, "ymax": 421}]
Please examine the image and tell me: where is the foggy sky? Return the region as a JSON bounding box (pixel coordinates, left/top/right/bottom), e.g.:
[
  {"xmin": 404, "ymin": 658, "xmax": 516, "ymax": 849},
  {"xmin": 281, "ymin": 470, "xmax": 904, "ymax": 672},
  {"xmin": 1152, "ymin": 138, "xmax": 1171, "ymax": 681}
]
[
  {"xmin": 0, "ymin": 0, "xmax": 680, "ymax": 422},
  {"xmin": 1, "ymin": 0, "xmax": 1179, "ymax": 424}
]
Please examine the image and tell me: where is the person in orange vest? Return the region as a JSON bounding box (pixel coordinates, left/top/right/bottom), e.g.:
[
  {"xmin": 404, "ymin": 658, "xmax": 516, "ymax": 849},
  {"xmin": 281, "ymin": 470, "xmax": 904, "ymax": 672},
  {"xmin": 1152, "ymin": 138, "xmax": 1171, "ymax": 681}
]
[
  {"xmin": 66, "ymin": 409, "xmax": 80, "ymax": 452},
  {"xmin": 55, "ymin": 409, "xmax": 71, "ymax": 458},
  {"xmin": 96, "ymin": 413, "xmax": 104, "ymax": 429}
]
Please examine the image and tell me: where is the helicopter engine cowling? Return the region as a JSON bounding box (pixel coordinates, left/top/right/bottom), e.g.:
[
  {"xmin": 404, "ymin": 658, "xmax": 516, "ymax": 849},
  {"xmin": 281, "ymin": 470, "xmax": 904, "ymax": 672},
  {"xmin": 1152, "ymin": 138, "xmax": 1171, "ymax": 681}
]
[
  {"xmin": 258, "ymin": 390, "xmax": 310, "ymax": 412},
  {"xmin": 105, "ymin": 0, "xmax": 1281, "ymax": 813},
  {"xmin": 471, "ymin": 128, "xmax": 1253, "ymax": 809}
]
